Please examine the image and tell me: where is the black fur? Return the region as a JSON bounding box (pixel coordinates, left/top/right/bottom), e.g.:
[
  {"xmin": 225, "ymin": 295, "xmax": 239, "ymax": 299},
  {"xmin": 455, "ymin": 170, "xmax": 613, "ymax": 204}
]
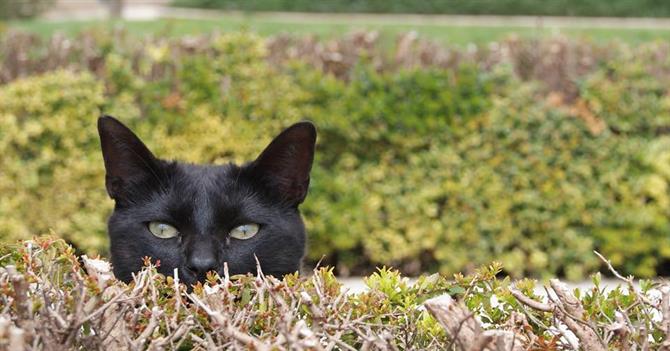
[{"xmin": 98, "ymin": 116, "xmax": 316, "ymax": 286}]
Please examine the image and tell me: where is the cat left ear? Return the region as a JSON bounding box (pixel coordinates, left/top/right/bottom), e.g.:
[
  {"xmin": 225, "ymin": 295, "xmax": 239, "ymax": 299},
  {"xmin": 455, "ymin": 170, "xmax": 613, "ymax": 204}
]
[
  {"xmin": 98, "ymin": 115, "xmax": 162, "ymax": 201},
  {"xmin": 248, "ymin": 122, "xmax": 317, "ymax": 206}
]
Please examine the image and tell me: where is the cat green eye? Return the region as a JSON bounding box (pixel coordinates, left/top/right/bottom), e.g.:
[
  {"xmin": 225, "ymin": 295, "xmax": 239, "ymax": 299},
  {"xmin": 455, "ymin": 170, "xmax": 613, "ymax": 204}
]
[
  {"xmin": 148, "ymin": 222, "xmax": 179, "ymax": 239},
  {"xmin": 229, "ymin": 224, "xmax": 260, "ymax": 240}
]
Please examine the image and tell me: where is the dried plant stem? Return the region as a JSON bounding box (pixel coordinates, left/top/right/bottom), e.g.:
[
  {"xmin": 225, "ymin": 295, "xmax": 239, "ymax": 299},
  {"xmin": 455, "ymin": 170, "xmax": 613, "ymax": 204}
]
[{"xmin": 424, "ymin": 294, "xmax": 525, "ymax": 351}]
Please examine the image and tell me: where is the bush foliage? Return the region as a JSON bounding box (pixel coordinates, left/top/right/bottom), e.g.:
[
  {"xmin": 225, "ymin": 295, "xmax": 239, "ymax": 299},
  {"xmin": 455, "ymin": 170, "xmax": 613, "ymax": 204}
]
[
  {"xmin": 0, "ymin": 0, "xmax": 54, "ymax": 20},
  {"xmin": 1, "ymin": 30, "xmax": 670, "ymax": 279},
  {"xmin": 1, "ymin": 238, "xmax": 668, "ymax": 350}
]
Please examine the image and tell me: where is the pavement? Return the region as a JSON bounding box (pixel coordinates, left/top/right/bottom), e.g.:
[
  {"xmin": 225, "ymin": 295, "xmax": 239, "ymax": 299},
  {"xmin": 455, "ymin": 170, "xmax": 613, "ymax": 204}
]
[{"xmin": 338, "ymin": 276, "xmax": 654, "ymax": 295}]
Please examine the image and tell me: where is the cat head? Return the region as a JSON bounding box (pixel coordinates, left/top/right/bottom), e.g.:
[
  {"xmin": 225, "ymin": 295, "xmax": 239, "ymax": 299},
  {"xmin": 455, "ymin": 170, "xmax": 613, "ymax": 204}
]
[{"xmin": 98, "ymin": 116, "xmax": 316, "ymax": 286}]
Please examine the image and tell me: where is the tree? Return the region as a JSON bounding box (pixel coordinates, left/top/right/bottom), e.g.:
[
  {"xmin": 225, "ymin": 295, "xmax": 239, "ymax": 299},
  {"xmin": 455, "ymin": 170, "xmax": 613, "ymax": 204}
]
[{"xmin": 108, "ymin": 0, "xmax": 124, "ymax": 18}]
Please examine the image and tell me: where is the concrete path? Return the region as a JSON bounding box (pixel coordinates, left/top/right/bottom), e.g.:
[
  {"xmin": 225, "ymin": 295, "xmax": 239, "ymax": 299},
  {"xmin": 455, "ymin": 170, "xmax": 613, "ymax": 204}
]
[{"xmin": 339, "ymin": 276, "xmax": 652, "ymax": 295}]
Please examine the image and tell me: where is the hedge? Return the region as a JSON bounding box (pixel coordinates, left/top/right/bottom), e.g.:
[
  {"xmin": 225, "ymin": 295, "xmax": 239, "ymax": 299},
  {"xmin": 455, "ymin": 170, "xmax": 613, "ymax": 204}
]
[
  {"xmin": 172, "ymin": 0, "xmax": 670, "ymax": 18},
  {"xmin": 1, "ymin": 30, "xmax": 670, "ymax": 279},
  {"xmin": 0, "ymin": 238, "xmax": 668, "ymax": 349},
  {"xmin": 0, "ymin": 0, "xmax": 54, "ymax": 20}
]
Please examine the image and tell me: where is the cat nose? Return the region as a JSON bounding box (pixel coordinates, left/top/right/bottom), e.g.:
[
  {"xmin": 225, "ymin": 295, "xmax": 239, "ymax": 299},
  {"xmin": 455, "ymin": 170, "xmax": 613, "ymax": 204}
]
[{"xmin": 186, "ymin": 254, "xmax": 218, "ymax": 277}]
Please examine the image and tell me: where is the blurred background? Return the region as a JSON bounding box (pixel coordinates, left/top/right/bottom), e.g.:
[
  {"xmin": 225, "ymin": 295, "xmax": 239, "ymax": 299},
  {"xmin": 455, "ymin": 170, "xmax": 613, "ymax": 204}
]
[{"xmin": 2, "ymin": 0, "xmax": 670, "ymax": 281}]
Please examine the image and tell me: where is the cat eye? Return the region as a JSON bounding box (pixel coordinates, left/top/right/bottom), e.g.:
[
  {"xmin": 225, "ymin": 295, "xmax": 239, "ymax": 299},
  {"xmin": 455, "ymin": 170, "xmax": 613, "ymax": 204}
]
[
  {"xmin": 229, "ymin": 224, "xmax": 260, "ymax": 240},
  {"xmin": 148, "ymin": 222, "xmax": 180, "ymax": 239}
]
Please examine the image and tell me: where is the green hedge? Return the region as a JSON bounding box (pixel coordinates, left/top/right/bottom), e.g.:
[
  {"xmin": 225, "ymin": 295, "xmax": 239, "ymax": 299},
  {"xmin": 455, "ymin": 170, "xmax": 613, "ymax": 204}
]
[
  {"xmin": 172, "ymin": 0, "xmax": 670, "ymax": 17},
  {"xmin": 1, "ymin": 31, "xmax": 670, "ymax": 279}
]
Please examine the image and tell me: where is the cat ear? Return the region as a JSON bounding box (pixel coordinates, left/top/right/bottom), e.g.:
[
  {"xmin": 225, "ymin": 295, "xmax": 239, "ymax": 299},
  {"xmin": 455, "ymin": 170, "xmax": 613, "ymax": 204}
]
[
  {"xmin": 248, "ymin": 122, "xmax": 317, "ymax": 205},
  {"xmin": 98, "ymin": 115, "xmax": 161, "ymax": 200}
]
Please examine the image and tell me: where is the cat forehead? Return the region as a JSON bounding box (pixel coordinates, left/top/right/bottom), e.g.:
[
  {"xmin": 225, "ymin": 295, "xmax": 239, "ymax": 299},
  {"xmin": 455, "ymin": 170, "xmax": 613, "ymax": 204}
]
[
  {"xmin": 176, "ymin": 162, "xmax": 232, "ymax": 180},
  {"xmin": 170, "ymin": 162, "xmax": 242, "ymax": 191},
  {"xmin": 164, "ymin": 162, "xmax": 269, "ymax": 217}
]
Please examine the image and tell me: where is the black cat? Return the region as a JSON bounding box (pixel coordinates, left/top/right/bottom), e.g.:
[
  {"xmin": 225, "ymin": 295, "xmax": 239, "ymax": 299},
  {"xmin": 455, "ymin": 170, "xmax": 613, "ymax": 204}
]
[{"xmin": 97, "ymin": 116, "xmax": 316, "ymax": 286}]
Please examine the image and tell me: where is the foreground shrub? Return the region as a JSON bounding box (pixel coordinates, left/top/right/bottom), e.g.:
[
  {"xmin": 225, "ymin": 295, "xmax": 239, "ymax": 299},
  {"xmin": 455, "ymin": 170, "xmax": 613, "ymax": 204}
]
[
  {"xmin": 1, "ymin": 238, "xmax": 669, "ymax": 349},
  {"xmin": 1, "ymin": 31, "xmax": 670, "ymax": 278}
]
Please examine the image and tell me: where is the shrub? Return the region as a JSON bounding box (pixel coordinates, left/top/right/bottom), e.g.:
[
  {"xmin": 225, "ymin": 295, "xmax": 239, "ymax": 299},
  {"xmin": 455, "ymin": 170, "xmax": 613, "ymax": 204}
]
[
  {"xmin": 0, "ymin": 71, "xmax": 108, "ymax": 251},
  {"xmin": 0, "ymin": 0, "xmax": 54, "ymax": 20},
  {"xmin": 1, "ymin": 31, "xmax": 670, "ymax": 279},
  {"xmin": 0, "ymin": 238, "xmax": 668, "ymax": 349}
]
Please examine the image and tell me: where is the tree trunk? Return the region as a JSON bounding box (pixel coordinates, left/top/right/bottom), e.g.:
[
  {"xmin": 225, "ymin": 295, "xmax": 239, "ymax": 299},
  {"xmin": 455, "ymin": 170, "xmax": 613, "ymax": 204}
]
[{"xmin": 109, "ymin": 0, "xmax": 123, "ymax": 19}]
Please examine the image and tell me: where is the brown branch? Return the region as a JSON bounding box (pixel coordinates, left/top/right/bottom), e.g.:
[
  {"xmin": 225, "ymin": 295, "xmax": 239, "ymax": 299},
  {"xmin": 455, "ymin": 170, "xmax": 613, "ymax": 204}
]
[
  {"xmin": 550, "ymin": 279, "xmax": 606, "ymax": 351},
  {"xmin": 509, "ymin": 288, "xmax": 552, "ymax": 312},
  {"xmin": 660, "ymin": 286, "xmax": 670, "ymax": 350},
  {"xmin": 130, "ymin": 307, "xmax": 162, "ymax": 350},
  {"xmin": 425, "ymin": 294, "xmax": 525, "ymax": 351},
  {"xmin": 189, "ymin": 294, "xmax": 272, "ymax": 351}
]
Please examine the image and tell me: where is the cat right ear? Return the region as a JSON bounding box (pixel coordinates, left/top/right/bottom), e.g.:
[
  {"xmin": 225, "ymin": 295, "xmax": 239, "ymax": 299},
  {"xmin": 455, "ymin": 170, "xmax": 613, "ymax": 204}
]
[
  {"xmin": 98, "ymin": 115, "xmax": 161, "ymax": 200},
  {"xmin": 246, "ymin": 122, "xmax": 316, "ymax": 206}
]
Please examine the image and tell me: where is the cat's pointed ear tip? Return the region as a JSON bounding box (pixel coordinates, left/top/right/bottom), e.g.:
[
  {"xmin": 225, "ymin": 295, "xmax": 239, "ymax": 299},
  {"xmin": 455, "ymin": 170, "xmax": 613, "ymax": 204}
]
[
  {"xmin": 288, "ymin": 121, "xmax": 317, "ymax": 139},
  {"xmin": 97, "ymin": 115, "xmax": 120, "ymax": 131},
  {"xmin": 98, "ymin": 114, "xmax": 117, "ymax": 123},
  {"xmin": 97, "ymin": 115, "xmax": 135, "ymax": 138},
  {"xmin": 293, "ymin": 120, "xmax": 316, "ymax": 128}
]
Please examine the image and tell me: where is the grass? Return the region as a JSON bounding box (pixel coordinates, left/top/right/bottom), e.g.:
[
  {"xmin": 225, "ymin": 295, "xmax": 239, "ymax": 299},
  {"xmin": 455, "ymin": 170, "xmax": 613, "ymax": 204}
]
[{"xmin": 6, "ymin": 15, "xmax": 670, "ymax": 45}]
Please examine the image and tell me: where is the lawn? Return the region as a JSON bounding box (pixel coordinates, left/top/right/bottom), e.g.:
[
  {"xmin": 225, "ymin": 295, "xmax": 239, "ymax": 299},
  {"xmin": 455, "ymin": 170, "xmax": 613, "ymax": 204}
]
[{"xmin": 7, "ymin": 15, "xmax": 670, "ymax": 45}]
